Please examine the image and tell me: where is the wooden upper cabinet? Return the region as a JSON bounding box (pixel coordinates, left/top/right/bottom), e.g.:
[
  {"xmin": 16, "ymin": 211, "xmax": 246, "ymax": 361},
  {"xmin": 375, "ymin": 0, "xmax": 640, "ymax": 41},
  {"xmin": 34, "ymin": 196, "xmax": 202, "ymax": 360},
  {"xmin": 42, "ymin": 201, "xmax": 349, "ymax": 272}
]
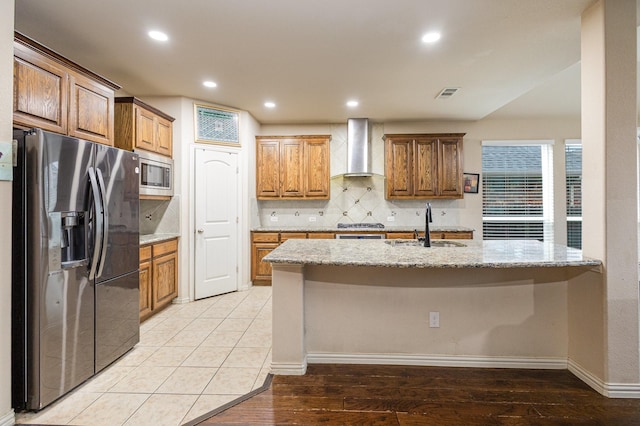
[
  {"xmin": 414, "ymin": 138, "xmax": 438, "ymax": 197},
  {"xmin": 135, "ymin": 106, "xmax": 156, "ymax": 151},
  {"xmin": 281, "ymin": 139, "xmax": 305, "ymax": 197},
  {"xmin": 114, "ymin": 97, "xmax": 175, "ymax": 157},
  {"xmin": 13, "ymin": 32, "xmax": 119, "ymax": 146},
  {"xmin": 386, "ymin": 138, "xmax": 413, "ymax": 197},
  {"xmin": 68, "ymin": 72, "xmax": 114, "ymax": 145},
  {"xmin": 384, "ymin": 133, "xmax": 464, "ymax": 199},
  {"xmin": 305, "ymin": 137, "xmax": 330, "ymax": 198},
  {"xmin": 256, "ymin": 140, "xmax": 281, "ymax": 198},
  {"xmin": 438, "ymin": 137, "xmax": 463, "ymax": 196},
  {"xmin": 156, "ymin": 117, "xmax": 173, "ymax": 157},
  {"xmin": 256, "ymin": 135, "xmax": 331, "ymax": 200}
]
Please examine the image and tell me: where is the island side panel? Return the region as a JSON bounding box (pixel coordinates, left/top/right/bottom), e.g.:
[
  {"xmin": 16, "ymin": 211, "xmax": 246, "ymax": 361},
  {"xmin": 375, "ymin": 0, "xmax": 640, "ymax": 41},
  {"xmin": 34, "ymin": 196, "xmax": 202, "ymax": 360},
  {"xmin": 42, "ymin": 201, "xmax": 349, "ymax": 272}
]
[
  {"xmin": 302, "ymin": 265, "xmax": 569, "ymax": 367},
  {"xmin": 567, "ymin": 270, "xmax": 605, "ymax": 387},
  {"xmin": 271, "ymin": 264, "xmax": 307, "ymax": 375}
]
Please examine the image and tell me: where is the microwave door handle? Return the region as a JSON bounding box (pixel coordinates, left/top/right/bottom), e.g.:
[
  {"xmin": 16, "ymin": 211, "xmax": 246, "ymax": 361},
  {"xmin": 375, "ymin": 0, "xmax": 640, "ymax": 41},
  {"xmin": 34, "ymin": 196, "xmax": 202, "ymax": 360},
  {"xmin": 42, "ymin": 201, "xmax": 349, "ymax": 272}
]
[
  {"xmin": 95, "ymin": 168, "xmax": 109, "ymax": 278},
  {"xmin": 88, "ymin": 167, "xmax": 103, "ymax": 280}
]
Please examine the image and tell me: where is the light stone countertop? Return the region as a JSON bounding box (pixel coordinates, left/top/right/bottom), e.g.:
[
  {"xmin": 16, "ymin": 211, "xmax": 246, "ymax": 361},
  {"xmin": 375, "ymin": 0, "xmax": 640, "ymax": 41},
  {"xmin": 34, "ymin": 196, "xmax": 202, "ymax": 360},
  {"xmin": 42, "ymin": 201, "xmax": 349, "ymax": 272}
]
[
  {"xmin": 140, "ymin": 233, "xmax": 181, "ymax": 245},
  {"xmin": 263, "ymin": 239, "xmax": 601, "ymax": 269},
  {"xmin": 251, "ymin": 225, "xmax": 474, "ymax": 233}
]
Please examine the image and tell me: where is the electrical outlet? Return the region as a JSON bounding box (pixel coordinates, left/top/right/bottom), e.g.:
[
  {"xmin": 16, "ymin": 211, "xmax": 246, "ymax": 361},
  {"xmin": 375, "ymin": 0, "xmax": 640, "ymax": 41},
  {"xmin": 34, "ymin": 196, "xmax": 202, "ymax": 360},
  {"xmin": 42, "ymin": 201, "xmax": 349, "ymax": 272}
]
[
  {"xmin": 270, "ymin": 216, "xmax": 278, "ymax": 222},
  {"xmin": 429, "ymin": 311, "xmax": 440, "ymax": 328},
  {"xmin": 309, "ymin": 216, "xmax": 317, "ymax": 222},
  {"xmin": 387, "ymin": 216, "xmax": 395, "ymax": 222}
]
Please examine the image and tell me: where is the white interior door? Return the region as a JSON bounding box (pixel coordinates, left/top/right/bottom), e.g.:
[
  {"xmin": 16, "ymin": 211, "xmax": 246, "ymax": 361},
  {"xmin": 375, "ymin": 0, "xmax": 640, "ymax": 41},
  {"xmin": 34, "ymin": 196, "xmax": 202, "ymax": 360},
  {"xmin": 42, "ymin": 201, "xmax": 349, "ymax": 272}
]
[{"xmin": 194, "ymin": 148, "xmax": 239, "ymax": 299}]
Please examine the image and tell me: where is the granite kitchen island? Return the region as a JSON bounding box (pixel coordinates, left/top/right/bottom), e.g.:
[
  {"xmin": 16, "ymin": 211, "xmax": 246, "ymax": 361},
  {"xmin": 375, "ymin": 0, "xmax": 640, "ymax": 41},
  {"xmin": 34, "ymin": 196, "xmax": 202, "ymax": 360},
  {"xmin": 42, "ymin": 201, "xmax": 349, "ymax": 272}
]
[{"xmin": 264, "ymin": 239, "xmax": 602, "ymax": 377}]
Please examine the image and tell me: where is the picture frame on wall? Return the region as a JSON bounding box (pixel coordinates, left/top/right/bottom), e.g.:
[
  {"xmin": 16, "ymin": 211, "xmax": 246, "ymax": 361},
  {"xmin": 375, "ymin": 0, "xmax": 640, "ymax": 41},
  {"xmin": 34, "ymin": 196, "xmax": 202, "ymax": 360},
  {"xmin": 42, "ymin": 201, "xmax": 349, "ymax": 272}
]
[
  {"xmin": 194, "ymin": 103, "xmax": 240, "ymax": 146},
  {"xmin": 463, "ymin": 173, "xmax": 480, "ymax": 193}
]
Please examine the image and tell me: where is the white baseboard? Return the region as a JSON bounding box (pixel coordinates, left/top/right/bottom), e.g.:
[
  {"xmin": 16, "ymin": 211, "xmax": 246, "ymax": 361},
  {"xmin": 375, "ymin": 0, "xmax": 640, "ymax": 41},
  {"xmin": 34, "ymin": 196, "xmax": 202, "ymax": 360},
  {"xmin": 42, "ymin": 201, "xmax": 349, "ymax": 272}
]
[
  {"xmin": 569, "ymin": 358, "xmax": 640, "ymax": 398},
  {"xmin": 172, "ymin": 296, "xmax": 191, "ymax": 304},
  {"xmin": 0, "ymin": 409, "xmax": 14, "ymax": 426},
  {"xmin": 270, "ymin": 361, "xmax": 307, "ymax": 375},
  {"xmin": 307, "ymin": 352, "xmax": 568, "ymax": 370}
]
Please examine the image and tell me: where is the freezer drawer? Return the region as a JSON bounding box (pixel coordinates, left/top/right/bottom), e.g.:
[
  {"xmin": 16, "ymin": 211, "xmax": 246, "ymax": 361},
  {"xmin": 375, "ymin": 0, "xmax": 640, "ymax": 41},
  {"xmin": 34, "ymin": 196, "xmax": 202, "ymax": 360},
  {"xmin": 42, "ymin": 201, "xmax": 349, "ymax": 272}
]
[{"xmin": 95, "ymin": 271, "xmax": 140, "ymax": 372}]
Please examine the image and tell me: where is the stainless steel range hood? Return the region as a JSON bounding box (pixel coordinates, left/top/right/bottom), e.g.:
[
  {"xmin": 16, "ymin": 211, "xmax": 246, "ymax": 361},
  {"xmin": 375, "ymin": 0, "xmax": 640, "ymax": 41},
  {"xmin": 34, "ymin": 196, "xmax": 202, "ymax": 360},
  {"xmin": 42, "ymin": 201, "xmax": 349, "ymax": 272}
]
[{"xmin": 345, "ymin": 118, "xmax": 372, "ymax": 177}]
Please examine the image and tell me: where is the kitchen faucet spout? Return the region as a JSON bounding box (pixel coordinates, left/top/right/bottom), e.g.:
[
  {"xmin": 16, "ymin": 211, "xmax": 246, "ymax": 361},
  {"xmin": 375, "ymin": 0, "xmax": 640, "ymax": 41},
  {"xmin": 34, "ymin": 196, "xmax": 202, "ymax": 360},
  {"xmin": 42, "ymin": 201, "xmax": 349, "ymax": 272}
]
[{"xmin": 424, "ymin": 202, "xmax": 432, "ymax": 247}]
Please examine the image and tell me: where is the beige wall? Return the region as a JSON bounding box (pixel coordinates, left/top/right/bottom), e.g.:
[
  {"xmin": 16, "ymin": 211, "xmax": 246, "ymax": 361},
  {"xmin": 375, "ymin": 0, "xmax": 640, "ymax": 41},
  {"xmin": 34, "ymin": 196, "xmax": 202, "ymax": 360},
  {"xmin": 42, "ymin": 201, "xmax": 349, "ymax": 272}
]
[
  {"xmin": 1, "ymin": 2, "xmax": 14, "ymax": 423},
  {"xmin": 304, "ymin": 265, "xmax": 570, "ymax": 361},
  {"xmin": 270, "ymin": 264, "xmax": 589, "ymax": 374}
]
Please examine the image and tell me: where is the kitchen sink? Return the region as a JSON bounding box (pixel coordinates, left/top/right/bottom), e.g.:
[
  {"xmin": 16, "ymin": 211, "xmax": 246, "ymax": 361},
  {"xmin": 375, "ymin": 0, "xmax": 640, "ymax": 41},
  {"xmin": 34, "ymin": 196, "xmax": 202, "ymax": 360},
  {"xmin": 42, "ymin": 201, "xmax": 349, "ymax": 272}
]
[{"xmin": 384, "ymin": 239, "xmax": 467, "ymax": 248}]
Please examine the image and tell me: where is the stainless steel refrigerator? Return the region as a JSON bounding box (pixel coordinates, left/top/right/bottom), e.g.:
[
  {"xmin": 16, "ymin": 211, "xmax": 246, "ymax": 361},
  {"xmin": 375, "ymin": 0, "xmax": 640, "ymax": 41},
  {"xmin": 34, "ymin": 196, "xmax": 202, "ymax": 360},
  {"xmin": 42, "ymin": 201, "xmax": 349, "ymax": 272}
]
[{"xmin": 12, "ymin": 128, "xmax": 140, "ymax": 411}]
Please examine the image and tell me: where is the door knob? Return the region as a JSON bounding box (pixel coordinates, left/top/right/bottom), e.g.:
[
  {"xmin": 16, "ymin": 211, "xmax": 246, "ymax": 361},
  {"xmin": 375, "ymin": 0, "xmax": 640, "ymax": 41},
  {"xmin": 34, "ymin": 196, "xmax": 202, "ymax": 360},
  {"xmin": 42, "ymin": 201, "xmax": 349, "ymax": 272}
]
[{"xmin": 197, "ymin": 229, "xmax": 204, "ymax": 234}]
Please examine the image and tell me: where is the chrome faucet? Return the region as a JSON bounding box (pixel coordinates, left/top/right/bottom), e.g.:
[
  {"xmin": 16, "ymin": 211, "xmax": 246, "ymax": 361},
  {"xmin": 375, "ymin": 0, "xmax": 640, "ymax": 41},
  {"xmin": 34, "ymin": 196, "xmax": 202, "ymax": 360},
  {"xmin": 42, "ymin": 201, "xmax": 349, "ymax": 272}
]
[{"xmin": 424, "ymin": 202, "xmax": 432, "ymax": 247}]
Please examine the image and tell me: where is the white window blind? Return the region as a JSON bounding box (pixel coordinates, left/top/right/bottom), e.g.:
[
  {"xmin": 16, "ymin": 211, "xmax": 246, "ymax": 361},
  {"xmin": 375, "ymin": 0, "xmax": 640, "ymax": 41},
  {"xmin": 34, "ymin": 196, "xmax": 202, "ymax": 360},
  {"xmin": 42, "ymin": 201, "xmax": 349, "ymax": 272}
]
[
  {"xmin": 482, "ymin": 142, "xmax": 554, "ymax": 242},
  {"xmin": 565, "ymin": 142, "xmax": 582, "ymax": 249}
]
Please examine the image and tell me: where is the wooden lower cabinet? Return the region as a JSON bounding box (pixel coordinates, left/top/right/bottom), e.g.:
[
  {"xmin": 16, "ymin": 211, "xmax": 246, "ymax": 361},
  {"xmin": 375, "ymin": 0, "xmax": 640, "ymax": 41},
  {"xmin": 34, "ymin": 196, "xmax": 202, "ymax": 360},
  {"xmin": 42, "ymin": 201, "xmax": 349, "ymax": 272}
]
[
  {"xmin": 251, "ymin": 231, "xmax": 335, "ymax": 285},
  {"xmin": 252, "ymin": 243, "xmax": 279, "ymax": 285},
  {"xmin": 139, "ymin": 238, "xmax": 178, "ymax": 321}
]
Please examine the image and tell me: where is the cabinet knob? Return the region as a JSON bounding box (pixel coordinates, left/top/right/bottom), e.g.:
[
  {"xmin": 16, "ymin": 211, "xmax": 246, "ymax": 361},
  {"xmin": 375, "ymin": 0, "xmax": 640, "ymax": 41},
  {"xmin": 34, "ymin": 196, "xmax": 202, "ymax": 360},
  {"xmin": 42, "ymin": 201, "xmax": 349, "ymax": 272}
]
[{"xmin": 197, "ymin": 229, "xmax": 204, "ymax": 234}]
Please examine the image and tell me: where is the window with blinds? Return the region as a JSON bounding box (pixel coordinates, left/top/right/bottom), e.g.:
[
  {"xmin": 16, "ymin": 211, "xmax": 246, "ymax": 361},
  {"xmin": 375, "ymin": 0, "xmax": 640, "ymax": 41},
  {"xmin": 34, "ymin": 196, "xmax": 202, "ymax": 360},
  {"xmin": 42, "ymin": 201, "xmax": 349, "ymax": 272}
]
[
  {"xmin": 565, "ymin": 143, "xmax": 582, "ymax": 249},
  {"xmin": 482, "ymin": 143, "xmax": 554, "ymax": 242}
]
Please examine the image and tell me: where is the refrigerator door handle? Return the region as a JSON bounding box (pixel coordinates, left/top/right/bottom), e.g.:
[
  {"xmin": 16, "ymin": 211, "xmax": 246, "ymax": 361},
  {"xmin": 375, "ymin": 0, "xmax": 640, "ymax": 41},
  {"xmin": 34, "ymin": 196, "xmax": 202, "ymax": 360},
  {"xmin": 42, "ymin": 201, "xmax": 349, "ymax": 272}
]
[
  {"xmin": 88, "ymin": 167, "xmax": 103, "ymax": 280},
  {"xmin": 95, "ymin": 168, "xmax": 109, "ymax": 278}
]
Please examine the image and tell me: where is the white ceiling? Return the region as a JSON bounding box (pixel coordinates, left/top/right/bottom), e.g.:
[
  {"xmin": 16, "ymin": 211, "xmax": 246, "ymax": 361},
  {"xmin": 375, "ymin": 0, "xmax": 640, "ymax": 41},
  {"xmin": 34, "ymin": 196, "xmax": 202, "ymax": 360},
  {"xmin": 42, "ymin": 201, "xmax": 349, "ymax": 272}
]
[{"xmin": 13, "ymin": 0, "xmax": 614, "ymax": 124}]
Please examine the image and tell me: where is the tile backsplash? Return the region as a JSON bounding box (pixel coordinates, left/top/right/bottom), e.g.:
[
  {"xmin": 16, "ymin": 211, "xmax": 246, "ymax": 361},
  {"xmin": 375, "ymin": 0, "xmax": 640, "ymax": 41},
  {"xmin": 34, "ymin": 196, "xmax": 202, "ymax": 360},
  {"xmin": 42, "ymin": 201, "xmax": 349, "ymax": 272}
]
[
  {"xmin": 257, "ymin": 174, "xmax": 465, "ymax": 228},
  {"xmin": 140, "ymin": 195, "xmax": 181, "ymax": 235}
]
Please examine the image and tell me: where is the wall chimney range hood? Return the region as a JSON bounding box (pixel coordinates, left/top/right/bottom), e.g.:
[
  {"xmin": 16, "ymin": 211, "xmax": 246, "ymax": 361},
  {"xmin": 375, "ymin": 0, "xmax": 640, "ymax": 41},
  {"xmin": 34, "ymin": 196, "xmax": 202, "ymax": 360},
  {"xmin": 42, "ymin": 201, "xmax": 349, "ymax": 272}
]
[{"xmin": 345, "ymin": 118, "xmax": 372, "ymax": 177}]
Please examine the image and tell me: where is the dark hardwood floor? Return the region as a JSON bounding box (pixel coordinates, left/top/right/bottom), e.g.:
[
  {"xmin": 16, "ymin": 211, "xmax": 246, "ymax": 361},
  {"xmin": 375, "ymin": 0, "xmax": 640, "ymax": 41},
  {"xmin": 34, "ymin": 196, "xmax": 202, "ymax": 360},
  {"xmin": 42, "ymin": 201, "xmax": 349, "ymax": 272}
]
[{"xmin": 192, "ymin": 364, "xmax": 640, "ymax": 425}]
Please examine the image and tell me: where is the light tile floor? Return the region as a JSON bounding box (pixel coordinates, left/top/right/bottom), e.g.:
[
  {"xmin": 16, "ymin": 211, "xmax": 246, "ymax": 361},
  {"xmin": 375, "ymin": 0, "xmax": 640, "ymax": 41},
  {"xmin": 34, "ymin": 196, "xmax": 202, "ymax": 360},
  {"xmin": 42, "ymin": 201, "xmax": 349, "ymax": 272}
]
[{"xmin": 16, "ymin": 286, "xmax": 273, "ymax": 426}]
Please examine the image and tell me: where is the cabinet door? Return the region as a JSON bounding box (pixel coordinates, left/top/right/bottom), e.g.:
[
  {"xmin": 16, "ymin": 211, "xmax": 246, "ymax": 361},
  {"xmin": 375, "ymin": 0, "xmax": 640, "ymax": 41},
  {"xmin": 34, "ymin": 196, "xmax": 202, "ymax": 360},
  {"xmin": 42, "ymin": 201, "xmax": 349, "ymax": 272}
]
[
  {"xmin": 68, "ymin": 72, "xmax": 114, "ymax": 146},
  {"xmin": 13, "ymin": 43, "xmax": 68, "ymax": 134},
  {"xmin": 385, "ymin": 138, "xmax": 413, "ymax": 198},
  {"xmin": 252, "ymin": 242, "xmax": 278, "ymax": 284},
  {"xmin": 156, "ymin": 116, "xmax": 173, "ymax": 157},
  {"xmin": 256, "ymin": 140, "xmax": 281, "ymax": 198},
  {"xmin": 414, "ymin": 138, "xmax": 438, "ymax": 197},
  {"xmin": 438, "ymin": 137, "xmax": 463, "ymax": 197},
  {"xmin": 304, "ymin": 138, "xmax": 330, "ymax": 198},
  {"xmin": 139, "ymin": 260, "xmax": 153, "ymax": 321},
  {"xmin": 281, "ymin": 139, "xmax": 304, "ymax": 197},
  {"xmin": 135, "ymin": 107, "xmax": 157, "ymax": 152},
  {"xmin": 153, "ymin": 251, "xmax": 178, "ymax": 309}
]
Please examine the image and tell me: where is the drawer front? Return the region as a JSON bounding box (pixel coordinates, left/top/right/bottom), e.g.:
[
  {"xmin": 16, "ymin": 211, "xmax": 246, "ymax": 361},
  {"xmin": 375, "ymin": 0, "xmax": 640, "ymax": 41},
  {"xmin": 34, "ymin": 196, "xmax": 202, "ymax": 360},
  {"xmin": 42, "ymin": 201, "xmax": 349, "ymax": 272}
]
[
  {"xmin": 280, "ymin": 232, "xmax": 307, "ymax": 242},
  {"xmin": 153, "ymin": 238, "xmax": 178, "ymax": 257},
  {"xmin": 252, "ymin": 232, "xmax": 279, "ymax": 243},
  {"xmin": 442, "ymin": 231, "xmax": 473, "ymax": 240},
  {"xmin": 308, "ymin": 232, "xmax": 335, "ymax": 239},
  {"xmin": 386, "ymin": 232, "xmax": 415, "ymax": 239},
  {"xmin": 140, "ymin": 245, "xmax": 152, "ymax": 262}
]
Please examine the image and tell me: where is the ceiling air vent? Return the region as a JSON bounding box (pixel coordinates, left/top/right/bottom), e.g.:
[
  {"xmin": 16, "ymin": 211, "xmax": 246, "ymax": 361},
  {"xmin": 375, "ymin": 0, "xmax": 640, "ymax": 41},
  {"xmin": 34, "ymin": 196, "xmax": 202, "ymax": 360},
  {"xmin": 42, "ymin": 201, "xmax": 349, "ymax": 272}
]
[{"xmin": 436, "ymin": 87, "xmax": 460, "ymax": 99}]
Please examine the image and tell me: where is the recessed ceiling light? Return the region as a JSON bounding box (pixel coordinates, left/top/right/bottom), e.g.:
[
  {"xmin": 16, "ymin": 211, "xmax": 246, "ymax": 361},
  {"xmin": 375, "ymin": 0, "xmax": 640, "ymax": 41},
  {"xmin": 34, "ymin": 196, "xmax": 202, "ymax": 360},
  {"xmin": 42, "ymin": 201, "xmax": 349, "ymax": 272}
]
[
  {"xmin": 148, "ymin": 30, "xmax": 169, "ymax": 42},
  {"xmin": 421, "ymin": 32, "xmax": 441, "ymax": 43},
  {"xmin": 264, "ymin": 102, "xmax": 276, "ymax": 108},
  {"xmin": 346, "ymin": 100, "xmax": 359, "ymax": 108},
  {"xmin": 203, "ymin": 81, "xmax": 217, "ymax": 88}
]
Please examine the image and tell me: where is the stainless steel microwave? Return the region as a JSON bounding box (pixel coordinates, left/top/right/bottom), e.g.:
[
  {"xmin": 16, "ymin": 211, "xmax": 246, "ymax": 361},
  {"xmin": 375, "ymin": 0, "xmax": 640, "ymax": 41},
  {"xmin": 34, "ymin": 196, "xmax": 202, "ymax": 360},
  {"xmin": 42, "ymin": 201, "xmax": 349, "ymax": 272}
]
[{"xmin": 136, "ymin": 150, "xmax": 174, "ymax": 197}]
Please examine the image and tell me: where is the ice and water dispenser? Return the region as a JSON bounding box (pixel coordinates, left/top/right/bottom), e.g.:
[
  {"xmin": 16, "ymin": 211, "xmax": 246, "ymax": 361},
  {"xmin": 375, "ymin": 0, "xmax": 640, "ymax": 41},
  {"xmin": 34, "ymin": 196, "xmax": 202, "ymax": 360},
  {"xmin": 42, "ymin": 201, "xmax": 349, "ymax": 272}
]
[{"xmin": 60, "ymin": 211, "xmax": 88, "ymax": 269}]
